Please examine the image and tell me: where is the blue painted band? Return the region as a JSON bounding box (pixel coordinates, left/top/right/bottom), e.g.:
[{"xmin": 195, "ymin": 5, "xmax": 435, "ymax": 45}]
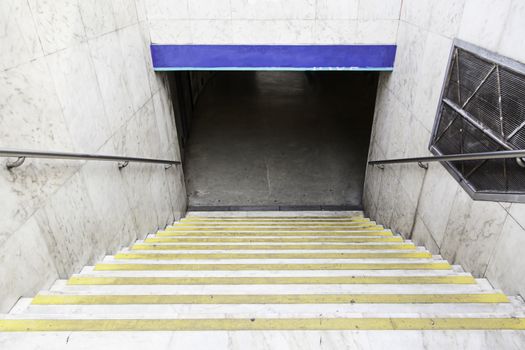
[{"xmin": 151, "ymin": 45, "xmax": 396, "ymax": 71}]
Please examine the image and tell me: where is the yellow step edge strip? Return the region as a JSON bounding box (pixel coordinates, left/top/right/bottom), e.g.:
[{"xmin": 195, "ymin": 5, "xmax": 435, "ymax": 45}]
[
  {"xmin": 172, "ymin": 223, "xmax": 377, "ymax": 227},
  {"xmin": 114, "ymin": 252, "xmax": 432, "ymax": 260},
  {"xmin": 0, "ymin": 317, "xmax": 525, "ymax": 332},
  {"xmin": 31, "ymin": 293, "xmax": 509, "ymax": 305},
  {"xmin": 166, "ymin": 226, "xmax": 384, "ymax": 231},
  {"xmin": 182, "ymin": 216, "xmax": 365, "ymax": 220},
  {"xmin": 144, "ymin": 237, "xmax": 403, "ymax": 244},
  {"xmin": 94, "ymin": 262, "xmax": 451, "ymax": 271},
  {"xmin": 67, "ymin": 275, "xmax": 477, "ymax": 285},
  {"xmin": 131, "ymin": 244, "xmax": 417, "ymax": 251},
  {"xmin": 156, "ymin": 231, "xmax": 393, "ymax": 237},
  {"xmin": 2, "ymin": 318, "xmax": 524, "ymax": 331},
  {"xmin": 178, "ymin": 221, "xmax": 372, "ymax": 225}
]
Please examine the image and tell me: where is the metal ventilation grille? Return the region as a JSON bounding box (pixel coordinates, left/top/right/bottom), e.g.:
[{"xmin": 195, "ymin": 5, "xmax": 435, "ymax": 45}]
[{"xmin": 430, "ymin": 40, "xmax": 525, "ymax": 202}]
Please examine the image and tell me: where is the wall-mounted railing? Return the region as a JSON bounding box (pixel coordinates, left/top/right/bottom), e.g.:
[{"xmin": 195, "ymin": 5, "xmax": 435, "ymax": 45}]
[
  {"xmin": 0, "ymin": 149, "xmax": 180, "ymax": 170},
  {"xmin": 368, "ymin": 150, "xmax": 525, "ymax": 168},
  {"xmin": 368, "ymin": 149, "xmax": 525, "ymax": 203}
]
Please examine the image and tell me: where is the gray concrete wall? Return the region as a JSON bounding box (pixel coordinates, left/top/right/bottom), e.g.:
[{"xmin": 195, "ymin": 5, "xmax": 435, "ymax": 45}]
[
  {"xmin": 145, "ymin": 0, "xmax": 401, "ymax": 44},
  {"xmin": 0, "ymin": 0, "xmax": 186, "ymax": 312},
  {"xmin": 364, "ymin": 0, "xmax": 525, "ymax": 297}
]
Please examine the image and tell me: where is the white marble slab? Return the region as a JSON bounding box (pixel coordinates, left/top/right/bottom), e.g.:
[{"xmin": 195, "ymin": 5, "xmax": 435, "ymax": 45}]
[
  {"xmin": 78, "ymin": 0, "xmax": 116, "ymax": 38},
  {"xmin": 34, "ymin": 172, "xmax": 105, "ymax": 278},
  {"xmin": 486, "ymin": 217, "xmax": 525, "ymax": 297},
  {"xmin": 359, "ymin": 0, "xmax": 402, "ymax": 20},
  {"xmin": 0, "ymin": 0, "xmax": 43, "ymax": 70},
  {"xmin": 28, "ymin": 0, "xmax": 86, "ymax": 54},
  {"xmin": 315, "ymin": 0, "xmax": 358, "ymax": 20},
  {"xmin": 112, "ymin": 0, "xmax": 138, "ymax": 29},
  {"xmin": 46, "ymin": 42, "xmax": 110, "ymax": 153},
  {"xmin": 0, "ymin": 217, "xmax": 58, "ymax": 313},
  {"xmin": 457, "ymin": 0, "xmax": 512, "ymax": 51}
]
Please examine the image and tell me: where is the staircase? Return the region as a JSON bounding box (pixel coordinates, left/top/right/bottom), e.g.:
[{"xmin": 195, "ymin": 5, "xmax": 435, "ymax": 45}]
[{"xmin": 1, "ymin": 211, "xmax": 525, "ymax": 349}]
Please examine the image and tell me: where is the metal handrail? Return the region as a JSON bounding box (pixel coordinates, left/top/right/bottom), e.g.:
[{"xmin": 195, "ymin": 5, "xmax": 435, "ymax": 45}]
[
  {"xmin": 0, "ymin": 148, "xmax": 180, "ymax": 169},
  {"xmin": 369, "ymin": 149, "xmax": 525, "ymax": 168}
]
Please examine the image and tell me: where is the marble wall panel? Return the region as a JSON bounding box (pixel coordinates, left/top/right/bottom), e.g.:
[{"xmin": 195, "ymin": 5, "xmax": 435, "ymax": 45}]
[
  {"xmin": 447, "ymin": 201, "xmax": 508, "ymax": 276},
  {"xmin": 149, "ymin": 20, "xmax": 192, "ymax": 44},
  {"xmin": 80, "ymin": 140, "xmax": 139, "ymax": 250},
  {"xmin": 359, "ymin": 0, "xmax": 402, "ymax": 20},
  {"xmin": 88, "ymin": 30, "xmax": 134, "ymax": 133},
  {"xmin": 112, "ymin": 0, "xmax": 138, "ymax": 29},
  {"xmin": 231, "ymin": 20, "xmax": 315, "ymax": 44},
  {"xmin": 189, "ymin": 0, "xmax": 231, "ymax": 20},
  {"xmin": 428, "ymin": 0, "xmax": 466, "ymax": 39},
  {"xmin": 314, "ymin": 20, "xmax": 358, "ymax": 44},
  {"xmin": 389, "ymin": 184, "xmax": 418, "ymax": 236},
  {"xmin": 46, "ymin": 43, "xmax": 110, "ymax": 153},
  {"xmin": 119, "ymin": 24, "xmax": 152, "ymax": 112},
  {"xmin": 230, "ymin": 0, "xmax": 316, "ymax": 20},
  {"xmin": 191, "ymin": 20, "xmax": 233, "ymax": 44},
  {"xmin": 78, "ymin": 0, "xmax": 117, "ymax": 39},
  {"xmin": 411, "ymin": 215, "xmax": 440, "ymax": 255},
  {"xmin": 412, "ymin": 163, "xmax": 458, "ymax": 247},
  {"xmin": 411, "ymin": 32, "xmax": 452, "ymax": 132},
  {"xmin": 145, "ymin": 0, "xmax": 402, "ymax": 44},
  {"xmin": 400, "ymin": 0, "xmax": 433, "ymax": 29},
  {"xmin": 0, "ymin": 58, "xmax": 80, "ymax": 239},
  {"xmin": 439, "ymin": 187, "xmax": 474, "ymax": 262},
  {"xmin": 145, "ymin": 0, "xmax": 189, "ymax": 20},
  {"xmin": 28, "ymin": 0, "xmax": 86, "ymax": 54},
  {"xmin": 0, "ymin": 0, "xmax": 43, "ymax": 70},
  {"xmin": 497, "ymin": 0, "xmax": 525, "ymax": 64},
  {"xmin": 34, "ymin": 172, "xmax": 104, "ymax": 278},
  {"xmin": 356, "ymin": 20, "xmax": 398, "ymax": 44},
  {"xmin": 457, "ymin": 0, "xmax": 512, "ymax": 52},
  {"xmin": 0, "ymin": 217, "xmax": 58, "ymax": 312},
  {"xmin": 486, "ymin": 216, "xmax": 525, "ymax": 296},
  {"xmin": 315, "ymin": 0, "xmax": 358, "ymax": 20}
]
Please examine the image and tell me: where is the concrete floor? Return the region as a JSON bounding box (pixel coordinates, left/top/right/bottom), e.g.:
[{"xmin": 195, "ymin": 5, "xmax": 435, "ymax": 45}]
[{"xmin": 183, "ymin": 71, "xmax": 377, "ymax": 208}]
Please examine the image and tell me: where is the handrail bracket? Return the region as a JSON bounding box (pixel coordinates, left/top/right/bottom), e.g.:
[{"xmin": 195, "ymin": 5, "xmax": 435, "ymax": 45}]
[{"xmin": 6, "ymin": 157, "xmax": 26, "ymax": 169}]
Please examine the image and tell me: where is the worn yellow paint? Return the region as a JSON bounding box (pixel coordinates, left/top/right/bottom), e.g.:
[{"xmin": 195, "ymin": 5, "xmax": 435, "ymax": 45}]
[
  {"xmin": 67, "ymin": 275, "xmax": 477, "ymax": 286},
  {"xmin": 156, "ymin": 230, "xmax": 393, "ymax": 237},
  {"xmin": 182, "ymin": 216, "xmax": 366, "ymax": 221},
  {"xmin": 94, "ymin": 262, "xmax": 451, "ymax": 271},
  {"xmin": 2, "ymin": 317, "xmax": 524, "ymax": 331},
  {"xmin": 131, "ymin": 243, "xmax": 417, "ymax": 251},
  {"xmin": 114, "ymin": 252, "xmax": 432, "ymax": 260},
  {"xmin": 144, "ymin": 236, "xmax": 403, "ymax": 244},
  {"xmin": 172, "ymin": 222, "xmax": 376, "ymax": 227},
  {"xmin": 31, "ymin": 293, "xmax": 509, "ymax": 305},
  {"xmin": 166, "ymin": 225, "xmax": 384, "ymax": 231}
]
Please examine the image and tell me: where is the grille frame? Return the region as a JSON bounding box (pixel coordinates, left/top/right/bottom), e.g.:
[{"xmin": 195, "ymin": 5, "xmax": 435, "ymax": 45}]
[{"xmin": 429, "ymin": 39, "xmax": 525, "ymax": 203}]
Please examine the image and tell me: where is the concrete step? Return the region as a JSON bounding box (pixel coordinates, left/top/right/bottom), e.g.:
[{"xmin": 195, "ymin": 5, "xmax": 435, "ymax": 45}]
[
  {"xmin": 65, "ymin": 274, "xmax": 479, "ymax": 286},
  {"xmin": 113, "ymin": 251, "xmax": 434, "ymax": 260},
  {"xmin": 102, "ymin": 257, "xmax": 444, "ymax": 265},
  {"xmin": 156, "ymin": 230, "xmax": 394, "ymax": 237},
  {"xmin": 48, "ymin": 283, "xmax": 491, "ymax": 295},
  {"xmin": 120, "ymin": 247, "xmax": 429, "ymax": 254},
  {"xmin": 143, "ymin": 236, "xmax": 403, "ymax": 243},
  {"xmin": 131, "ymin": 242, "xmax": 418, "ymax": 251},
  {"xmin": 20, "ymin": 303, "xmax": 524, "ymax": 317},
  {"xmin": 184, "ymin": 211, "xmax": 364, "ymax": 218},
  {"xmin": 77, "ymin": 266, "xmax": 469, "ymax": 277},
  {"xmin": 28, "ymin": 290, "xmax": 510, "ymax": 309},
  {"xmin": 2, "ymin": 329, "xmax": 525, "ymax": 350}
]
